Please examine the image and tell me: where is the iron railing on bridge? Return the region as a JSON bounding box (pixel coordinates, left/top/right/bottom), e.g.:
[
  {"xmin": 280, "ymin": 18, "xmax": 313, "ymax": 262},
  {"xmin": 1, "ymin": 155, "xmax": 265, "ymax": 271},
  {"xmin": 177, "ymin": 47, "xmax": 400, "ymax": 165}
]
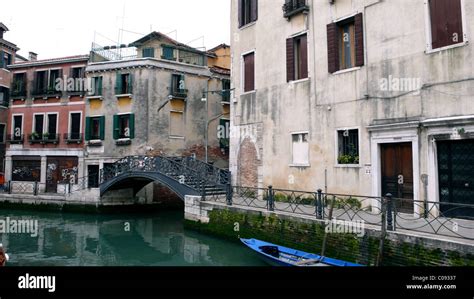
[{"xmin": 206, "ymin": 186, "xmax": 474, "ymax": 241}]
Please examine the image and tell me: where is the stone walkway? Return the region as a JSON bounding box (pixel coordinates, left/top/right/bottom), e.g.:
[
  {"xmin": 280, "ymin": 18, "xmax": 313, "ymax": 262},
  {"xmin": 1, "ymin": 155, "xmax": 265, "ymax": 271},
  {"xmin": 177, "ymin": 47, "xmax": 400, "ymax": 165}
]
[{"xmin": 208, "ymin": 195, "xmax": 474, "ymax": 245}]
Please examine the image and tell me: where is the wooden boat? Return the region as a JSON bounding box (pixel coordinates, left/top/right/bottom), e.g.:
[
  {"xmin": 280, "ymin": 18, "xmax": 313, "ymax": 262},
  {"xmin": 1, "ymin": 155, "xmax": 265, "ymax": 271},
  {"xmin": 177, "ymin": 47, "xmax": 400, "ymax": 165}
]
[{"xmin": 240, "ymin": 238, "xmax": 363, "ymax": 267}]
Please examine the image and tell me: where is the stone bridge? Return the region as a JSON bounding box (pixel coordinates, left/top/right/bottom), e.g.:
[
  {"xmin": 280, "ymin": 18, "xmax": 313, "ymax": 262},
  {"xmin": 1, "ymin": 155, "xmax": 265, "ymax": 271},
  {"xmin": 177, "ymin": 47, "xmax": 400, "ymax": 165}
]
[{"xmin": 96, "ymin": 156, "xmax": 232, "ymax": 201}]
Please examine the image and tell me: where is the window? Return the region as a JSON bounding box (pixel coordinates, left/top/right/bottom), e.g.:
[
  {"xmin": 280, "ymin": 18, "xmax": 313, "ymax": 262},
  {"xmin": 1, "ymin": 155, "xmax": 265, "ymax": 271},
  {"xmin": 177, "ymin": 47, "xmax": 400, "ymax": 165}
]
[
  {"xmin": 12, "ymin": 73, "xmax": 27, "ymax": 97},
  {"xmin": 32, "ymin": 114, "xmax": 44, "ymax": 141},
  {"xmin": 292, "ymin": 133, "xmax": 309, "ymax": 166},
  {"xmin": 12, "ymin": 115, "xmax": 23, "ymax": 141},
  {"xmin": 69, "ymin": 113, "xmax": 82, "ymax": 140},
  {"xmin": 170, "ymin": 111, "xmax": 185, "ymax": 138},
  {"xmin": 222, "ymin": 79, "xmax": 231, "ymax": 102},
  {"xmin": 142, "ymin": 47, "xmax": 155, "ymax": 58},
  {"xmin": 48, "ymin": 69, "xmax": 61, "ymax": 93},
  {"xmin": 34, "ymin": 71, "xmax": 48, "ymax": 95},
  {"xmin": 71, "ymin": 67, "xmax": 84, "ymax": 79},
  {"xmin": 283, "ymin": 0, "xmax": 309, "ymax": 19},
  {"xmin": 85, "ymin": 116, "xmax": 105, "ymax": 141},
  {"xmin": 115, "ymin": 73, "xmax": 133, "ymax": 95},
  {"xmin": 429, "ymin": 0, "xmax": 464, "ymax": 49},
  {"xmin": 327, "ymin": 13, "xmax": 364, "ymax": 73},
  {"xmin": 0, "ymin": 51, "xmax": 12, "ymax": 68},
  {"xmin": 12, "ymin": 157, "xmax": 41, "ymax": 182},
  {"xmin": 91, "ymin": 76, "xmax": 103, "ymax": 96},
  {"xmin": 171, "ymin": 74, "xmax": 187, "ymax": 98},
  {"xmin": 0, "ymin": 86, "xmax": 9, "ymax": 106},
  {"xmin": 219, "ymin": 119, "xmax": 230, "ymax": 153},
  {"xmin": 238, "ymin": 0, "xmax": 258, "ymax": 28},
  {"xmin": 46, "ymin": 114, "xmax": 58, "ymax": 140},
  {"xmin": 243, "ymin": 52, "xmax": 255, "ymax": 92},
  {"xmin": 162, "ymin": 45, "xmax": 176, "ymax": 60},
  {"xmin": 113, "ymin": 114, "xmax": 135, "ymax": 140},
  {"xmin": 287, "ymin": 34, "xmax": 308, "ymax": 82},
  {"xmin": 337, "ymin": 129, "xmax": 359, "ymax": 165},
  {"xmin": 0, "ymin": 124, "xmax": 5, "ymax": 143}
]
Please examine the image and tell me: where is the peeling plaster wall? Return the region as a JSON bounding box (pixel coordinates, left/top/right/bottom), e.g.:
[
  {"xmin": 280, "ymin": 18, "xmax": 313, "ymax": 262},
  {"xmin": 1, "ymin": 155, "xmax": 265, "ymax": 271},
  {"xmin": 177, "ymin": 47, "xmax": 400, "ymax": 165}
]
[{"xmin": 230, "ymin": 0, "xmax": 474, "ymax": 201}]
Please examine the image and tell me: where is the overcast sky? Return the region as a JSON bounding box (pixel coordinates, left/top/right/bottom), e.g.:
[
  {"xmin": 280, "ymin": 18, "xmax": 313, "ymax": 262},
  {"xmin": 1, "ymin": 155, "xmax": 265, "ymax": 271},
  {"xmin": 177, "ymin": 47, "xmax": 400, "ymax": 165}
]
[{"xmin": 1, "ymin": 0, "xmax": 230, "ymax": 59}]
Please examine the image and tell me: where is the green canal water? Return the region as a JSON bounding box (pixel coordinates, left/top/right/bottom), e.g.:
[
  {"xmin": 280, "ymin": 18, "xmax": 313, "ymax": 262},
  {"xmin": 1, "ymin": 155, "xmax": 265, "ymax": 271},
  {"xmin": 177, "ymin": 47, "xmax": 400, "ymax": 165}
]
[{"xmin": 0, "ymin": 209, "xmax": 267, "ymax": 266}]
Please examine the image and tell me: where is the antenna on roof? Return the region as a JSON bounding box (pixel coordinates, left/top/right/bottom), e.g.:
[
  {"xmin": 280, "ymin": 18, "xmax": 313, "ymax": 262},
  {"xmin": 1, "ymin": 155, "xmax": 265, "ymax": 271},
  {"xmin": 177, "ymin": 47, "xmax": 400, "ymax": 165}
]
[
  {"xmin": 186, "ymin": 36, "xmax": 205, "ymax": 50},
  {"xmin": 166, "ymin": 30, "xmax": 178, "ymax": 41}
]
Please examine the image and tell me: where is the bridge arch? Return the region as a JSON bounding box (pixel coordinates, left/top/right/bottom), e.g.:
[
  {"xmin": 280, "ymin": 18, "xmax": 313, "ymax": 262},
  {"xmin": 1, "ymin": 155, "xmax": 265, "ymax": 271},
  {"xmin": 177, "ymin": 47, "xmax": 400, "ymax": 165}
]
[{"xmin": 100, "ymin": 171, "xmax": 200, "ymax": 200}]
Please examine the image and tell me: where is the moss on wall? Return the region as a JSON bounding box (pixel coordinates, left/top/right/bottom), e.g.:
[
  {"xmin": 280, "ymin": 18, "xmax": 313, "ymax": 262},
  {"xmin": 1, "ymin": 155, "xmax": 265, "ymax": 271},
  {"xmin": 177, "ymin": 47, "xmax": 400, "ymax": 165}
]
[{"xmin": 185, "ymin": 208, "xmax": 474, "ymax": 266}]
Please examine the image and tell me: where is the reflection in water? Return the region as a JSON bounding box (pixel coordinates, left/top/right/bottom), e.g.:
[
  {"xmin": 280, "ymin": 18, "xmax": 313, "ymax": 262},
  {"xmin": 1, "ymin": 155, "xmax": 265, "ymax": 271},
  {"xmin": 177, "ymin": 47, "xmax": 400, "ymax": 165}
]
[{"xmin": 0, "ymin": 210, "xmax": 266, "ymax": 266}]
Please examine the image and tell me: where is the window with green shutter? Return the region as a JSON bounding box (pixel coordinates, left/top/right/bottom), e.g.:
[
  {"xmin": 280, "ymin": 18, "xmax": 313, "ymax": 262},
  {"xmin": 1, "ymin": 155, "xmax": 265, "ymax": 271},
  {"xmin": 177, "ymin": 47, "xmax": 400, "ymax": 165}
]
[
  {"xmin": 0, "ymin": 50, "xmax": 4, "ymax": 68},
  {"xmin": 86, "ymin": 116, "xmax": 105, "ymax": 141},
  {"xmin": 115, "ymin": 73, "xmax": 132, "ymax": 95},
  {"xmin": 113, "ymin": 114, "xmax": 134, "ymax": 139},
  {"xmin": 142, "ymin": 47, "xmax": 154, "ymax": 58},
  {"xmin": 162, "ymin": 45, "xmax": 175, "ymax": 60}
]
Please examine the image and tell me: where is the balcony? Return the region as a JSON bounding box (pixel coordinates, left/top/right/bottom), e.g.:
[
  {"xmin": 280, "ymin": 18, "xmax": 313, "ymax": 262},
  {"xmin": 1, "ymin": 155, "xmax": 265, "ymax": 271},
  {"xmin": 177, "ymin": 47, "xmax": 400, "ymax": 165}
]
[
  {"xmin": 221, "ymin": 90, "xmax": 231, "ymax": 104},
  {"xmin": 283, "ymin": 0, "xmax": 309, "ymax": 19},
  {"xmin": 32, "ymin": 87, "xmax": 62, "ymax": 98},
  {"xmin": 29, "ymin": 133, "xmax": 60, "ymax": 145},
  {"xmin": 64, "ymin": 133, "xmax": 83, "ymax": 144},
  {"xmin": 10, "ymin": 89, "xmax": 26, "ymax": 99},
  {"xmin": 7, "ymin": 134, "xmax": 24, "ymax": 145},
  {"xmin": 170, "ymin": 87, "xmax": 188, "ymax": 99}
]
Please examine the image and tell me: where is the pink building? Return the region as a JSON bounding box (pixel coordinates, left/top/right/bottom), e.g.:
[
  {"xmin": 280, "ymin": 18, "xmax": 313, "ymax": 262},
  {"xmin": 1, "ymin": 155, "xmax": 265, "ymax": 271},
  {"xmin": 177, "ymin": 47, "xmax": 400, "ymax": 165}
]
[{"xmin": 6, "ymin": 55, "xmax": 89, "ymax": 193}]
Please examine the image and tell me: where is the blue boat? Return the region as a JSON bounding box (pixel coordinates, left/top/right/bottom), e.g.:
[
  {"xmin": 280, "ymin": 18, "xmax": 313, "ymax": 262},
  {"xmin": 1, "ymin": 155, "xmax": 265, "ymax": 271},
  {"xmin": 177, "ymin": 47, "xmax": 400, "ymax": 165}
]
[{"xmin": 240, "ymin": 238, "xmax": 363, "ymax": 267}]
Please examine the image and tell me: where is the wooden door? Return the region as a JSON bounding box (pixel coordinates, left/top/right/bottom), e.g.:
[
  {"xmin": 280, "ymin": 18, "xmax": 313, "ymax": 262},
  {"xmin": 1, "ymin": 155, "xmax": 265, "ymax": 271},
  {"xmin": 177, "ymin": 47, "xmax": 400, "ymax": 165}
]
[{"xmin": 381, "ymin": 143, "xmax": 414, "ymax": 213}]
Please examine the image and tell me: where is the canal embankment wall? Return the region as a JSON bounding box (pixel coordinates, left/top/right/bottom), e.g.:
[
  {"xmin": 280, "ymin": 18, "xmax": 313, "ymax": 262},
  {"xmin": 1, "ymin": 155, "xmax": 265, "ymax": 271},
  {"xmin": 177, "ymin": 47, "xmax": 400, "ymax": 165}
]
[{"xmin": 184, "ymin": 196, "xmax": 474, "ymax": 266}]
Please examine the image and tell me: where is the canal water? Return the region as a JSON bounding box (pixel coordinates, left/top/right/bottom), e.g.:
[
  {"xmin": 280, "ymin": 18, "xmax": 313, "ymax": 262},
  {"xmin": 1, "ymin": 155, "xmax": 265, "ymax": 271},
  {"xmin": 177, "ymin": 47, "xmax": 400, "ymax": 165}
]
[{"xmin": 0, "ymin": 209, "xmax": 266, "ymax": 266}]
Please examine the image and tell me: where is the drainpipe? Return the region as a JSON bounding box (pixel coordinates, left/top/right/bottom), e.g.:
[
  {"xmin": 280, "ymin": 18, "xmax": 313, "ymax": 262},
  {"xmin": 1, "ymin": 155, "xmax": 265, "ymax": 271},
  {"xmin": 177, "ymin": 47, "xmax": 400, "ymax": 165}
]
[{"xmin": 205, "ymin": 78, "xmax": 212, "ymax": 163}]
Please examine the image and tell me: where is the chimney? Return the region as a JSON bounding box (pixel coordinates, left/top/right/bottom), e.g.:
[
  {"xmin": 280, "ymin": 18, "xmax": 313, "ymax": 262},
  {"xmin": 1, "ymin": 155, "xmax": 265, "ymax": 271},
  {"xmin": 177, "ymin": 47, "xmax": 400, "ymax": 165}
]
[{"xmin": 29, "ymin": 52, "xmax": 38, "ymax": 61}]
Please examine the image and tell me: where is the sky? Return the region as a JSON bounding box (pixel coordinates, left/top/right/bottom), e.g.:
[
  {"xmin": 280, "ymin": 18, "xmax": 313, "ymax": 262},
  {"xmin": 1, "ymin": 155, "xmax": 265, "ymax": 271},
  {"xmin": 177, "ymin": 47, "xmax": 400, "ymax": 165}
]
[{"xmin": 1, "ymin": 0, "xmax": 230, "ymax": 59}]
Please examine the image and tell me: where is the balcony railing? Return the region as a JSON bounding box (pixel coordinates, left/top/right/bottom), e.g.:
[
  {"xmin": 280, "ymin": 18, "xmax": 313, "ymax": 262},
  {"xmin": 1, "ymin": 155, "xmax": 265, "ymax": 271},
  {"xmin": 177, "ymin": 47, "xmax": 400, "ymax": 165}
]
[
  {"xmin": 10, "ymin": 89, "xmax": 26, "ymax": 99},
  {"xmin": 170, "ymin": 88, "xmax": 188, "ymax": 99},
  {"xmin": 64, "ymin": 133, "xmax": 83, "ymax": 144},
  {"xmin": 283, "ymin": 0, "xmax": 309, "ymax": 19},
  {"xmin": 7, "ymin": 134, "xmax": 24, "ymax": 144},
  {"xmin": 32, "ymin": 87, "xmax": 62, "ymax": 98},
  {"xmin": 29, "ymin": 133, "xmax": 60, "ymax": 145}
]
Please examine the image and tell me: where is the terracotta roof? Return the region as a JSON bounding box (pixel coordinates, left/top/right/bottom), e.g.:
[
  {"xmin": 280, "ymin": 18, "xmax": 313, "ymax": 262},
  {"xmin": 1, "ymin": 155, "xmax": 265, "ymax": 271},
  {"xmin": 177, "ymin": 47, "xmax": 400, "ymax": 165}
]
[
  {"xmin": 12, "ymin": 54, "xmax": 89, "ymax": 66},
  {"xmin": 210, "ymin": 66, "xmax": 230, "ymax": 76},
  {"xmin": 208, "ymin": 43, "xmax": 230, "ymax": 53}
]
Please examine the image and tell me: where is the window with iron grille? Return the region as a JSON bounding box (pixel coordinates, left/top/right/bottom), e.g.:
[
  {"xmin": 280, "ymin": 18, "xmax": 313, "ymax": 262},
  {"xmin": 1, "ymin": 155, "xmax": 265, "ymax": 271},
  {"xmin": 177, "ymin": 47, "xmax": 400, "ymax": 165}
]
[
  {"xmin": 337, "ymin": 129, "xmax": 359, "ymax": 165},
  {"xmin": 283, "ymin": 0, "xmax": 309, "ymax": 19}
]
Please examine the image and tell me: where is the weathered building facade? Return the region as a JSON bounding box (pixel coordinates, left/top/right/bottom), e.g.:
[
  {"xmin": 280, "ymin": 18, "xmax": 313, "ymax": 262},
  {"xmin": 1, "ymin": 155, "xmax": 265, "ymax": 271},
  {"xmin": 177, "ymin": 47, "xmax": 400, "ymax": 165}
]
[
  {"xmin": 85, "ymin": 32, "xmax": 231, "ymax": 195},
  {"xmin": 5, "ymin": 55, "xmax": 89, "ymax": 192},
  {"xmin": 230, "ymin": 0, "xmax": 474, "ymax": 217},
  {"xmin": 0, "ymin": 23, "xmax": 20, "ymax": 172}
]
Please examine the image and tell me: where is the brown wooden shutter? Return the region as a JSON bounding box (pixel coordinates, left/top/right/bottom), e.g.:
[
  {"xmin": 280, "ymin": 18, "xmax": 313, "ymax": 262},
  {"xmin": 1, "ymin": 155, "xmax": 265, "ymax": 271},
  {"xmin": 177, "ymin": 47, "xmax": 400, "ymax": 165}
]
[
  {"xmin": 354, "ymin": 13, "xmax": 364, "ymax": 67},
  {"xmin": 446, "ymin": 0, "xmax": 463, "ymax": 46},
  {"xmin": 238, "ymin": 0, "xmax": 243, "ymax": 28},
  {"xmin": 251, "ymin": 0, "xmax": 258, "ymax": 22},
  {"xmin": 299, "ymin": 34, "xmax": 308, "ymax": 79},
  {"xmin": 429, "ymin": 0, "xmax": 445, "ymax": 49},
  {"xmin": 286, "ymin": 38, "xmax": 295, "ymax": 82},
  {"xmin": 244, "ymin": 53, "xmax": 255, "ymax": 92},
  {"xmin": 327, "ymin": 22, "xmax": 339, "ymax": 73}
]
